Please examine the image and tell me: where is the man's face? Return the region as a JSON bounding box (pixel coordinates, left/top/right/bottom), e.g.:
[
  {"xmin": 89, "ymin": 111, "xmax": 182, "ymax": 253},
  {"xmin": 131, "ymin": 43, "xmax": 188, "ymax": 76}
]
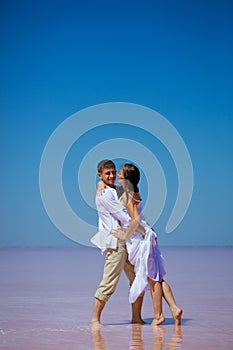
[{"xmin": 98, "ymin": 167, "xmax": 116, "ymax": 187}]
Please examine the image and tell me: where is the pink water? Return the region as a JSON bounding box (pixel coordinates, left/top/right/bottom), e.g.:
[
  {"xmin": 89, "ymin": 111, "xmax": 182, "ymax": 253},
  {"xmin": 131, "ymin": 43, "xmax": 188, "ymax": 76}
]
[{"xmin": 0, "ymin": 247, "xmax": 232, "ymax": 349}]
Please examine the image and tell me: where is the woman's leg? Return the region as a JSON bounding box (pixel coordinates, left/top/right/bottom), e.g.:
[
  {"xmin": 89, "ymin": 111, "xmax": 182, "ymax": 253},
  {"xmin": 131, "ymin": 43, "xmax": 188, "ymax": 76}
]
[
  {"xmin": 161, "ymin": 280, "xmax": 183, "ymax": 325},
  {"xmin": 148, "ymin": 278, "xmax": 165, "ymax": 326}
]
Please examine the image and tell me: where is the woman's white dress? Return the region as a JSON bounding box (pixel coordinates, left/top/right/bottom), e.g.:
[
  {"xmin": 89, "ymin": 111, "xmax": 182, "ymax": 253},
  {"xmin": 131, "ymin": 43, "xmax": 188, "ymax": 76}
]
[{"xmin": 122, "ymin": 198, "xmax": 166, "ymax": 303}]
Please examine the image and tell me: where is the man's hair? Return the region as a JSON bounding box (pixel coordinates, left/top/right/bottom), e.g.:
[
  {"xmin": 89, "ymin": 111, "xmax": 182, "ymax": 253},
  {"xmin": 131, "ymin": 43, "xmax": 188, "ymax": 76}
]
[{"xmin": 97, "ymin": 159, "xmax": 116, "ymax": 173}]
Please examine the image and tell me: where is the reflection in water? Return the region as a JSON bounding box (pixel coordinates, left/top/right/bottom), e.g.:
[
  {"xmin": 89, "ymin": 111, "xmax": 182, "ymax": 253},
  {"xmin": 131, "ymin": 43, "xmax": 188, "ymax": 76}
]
[
  {"xmin": 153, "ymin": 326, "xmax": 165, "ymax": 350},
  {"xmin": 129, "ymin": 324, "xmax": 144, "ymax": 349},
  {"xmin": 91, "ymin": 327, "xmax": 108, "ymax": 350},
  {"xmin": 91, "ymin": 324, "xmax": 182, "ymax": 350},
  {"xmin": 165, "ymin": 325, "xmax": 183, "ymax": 349},
  {"xmin": 152, "ymin": 325, "xmax": 183, "ymax": 350}
]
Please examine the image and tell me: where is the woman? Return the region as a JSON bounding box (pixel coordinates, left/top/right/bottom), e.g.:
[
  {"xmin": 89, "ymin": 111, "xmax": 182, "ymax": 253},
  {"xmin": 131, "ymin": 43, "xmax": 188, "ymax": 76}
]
[{"xmin": 110, "ymin": 163, "xmax": 183, "ymax": 326}]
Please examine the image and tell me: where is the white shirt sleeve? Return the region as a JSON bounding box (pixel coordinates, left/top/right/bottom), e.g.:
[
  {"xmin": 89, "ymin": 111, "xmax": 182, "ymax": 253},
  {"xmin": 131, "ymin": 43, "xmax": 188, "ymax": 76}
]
[
  {"xmin": 91, "ymin": 187, "xmax": 130, "ymax": 252},
  {"xmin": 96, "ymin": 188, "xmax": 129, "ymax": 226}
]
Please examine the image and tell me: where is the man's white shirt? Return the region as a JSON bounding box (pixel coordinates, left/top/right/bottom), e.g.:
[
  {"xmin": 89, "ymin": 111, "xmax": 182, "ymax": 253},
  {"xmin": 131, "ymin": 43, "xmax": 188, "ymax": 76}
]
[{"xmin": 91, "ymin": 186, "xmax": 130, "ymax": 253}]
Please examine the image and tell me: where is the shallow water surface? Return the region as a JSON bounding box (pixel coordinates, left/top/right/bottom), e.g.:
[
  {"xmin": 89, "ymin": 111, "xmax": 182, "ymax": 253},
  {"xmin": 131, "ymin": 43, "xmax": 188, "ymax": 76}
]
[{"xmin": 0, "ymin": 247, "xmax": 232, "ymax": 349}]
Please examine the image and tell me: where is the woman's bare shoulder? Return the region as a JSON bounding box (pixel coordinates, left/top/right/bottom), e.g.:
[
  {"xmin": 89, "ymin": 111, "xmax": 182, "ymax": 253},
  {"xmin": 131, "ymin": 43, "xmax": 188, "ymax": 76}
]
[{"xmin": 127, "ymin": 191, "xmax": 141, "ymax": 205}]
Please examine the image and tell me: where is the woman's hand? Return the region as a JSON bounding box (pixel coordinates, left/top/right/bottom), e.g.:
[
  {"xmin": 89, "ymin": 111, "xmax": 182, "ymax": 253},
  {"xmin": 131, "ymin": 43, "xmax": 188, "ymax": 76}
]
[
  {"xmin": 111, "ymin": 226, "xmax": 125, "ymax": 240},
  {"xmin": 97, "ymin": 180, "xmax": 106, "ymax": 196}
]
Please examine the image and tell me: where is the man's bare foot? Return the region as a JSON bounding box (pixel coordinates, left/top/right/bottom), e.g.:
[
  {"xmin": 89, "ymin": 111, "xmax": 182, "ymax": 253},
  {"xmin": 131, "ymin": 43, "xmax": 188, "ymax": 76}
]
[
  {"xmin": 151, "ymin": 314, "xmax": 165, "ymax": 327},
  {"xmin": 172, "ymin": 307, "xmax": 183, "ymax": 326},
  {"xmin": 90, "ymin": 320, "xmax": 101, "ymax": 330},
  {"xmin": 131, "ymin": 318, "xmax": 145, "ymax": 325}
]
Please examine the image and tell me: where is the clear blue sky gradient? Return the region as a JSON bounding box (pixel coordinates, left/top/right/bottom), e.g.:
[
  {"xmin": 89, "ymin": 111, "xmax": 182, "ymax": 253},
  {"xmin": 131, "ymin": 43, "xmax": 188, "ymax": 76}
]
[{"xmin": 1, "ymin": 0, "xmax": 232, "ymax": 246}]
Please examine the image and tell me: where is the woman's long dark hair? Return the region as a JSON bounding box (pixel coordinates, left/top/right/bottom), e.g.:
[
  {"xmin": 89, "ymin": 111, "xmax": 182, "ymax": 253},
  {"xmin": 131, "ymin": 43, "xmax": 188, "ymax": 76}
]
[{"xmin": 122, "ymin": 163, "xmax": 140, "ymax": 193}]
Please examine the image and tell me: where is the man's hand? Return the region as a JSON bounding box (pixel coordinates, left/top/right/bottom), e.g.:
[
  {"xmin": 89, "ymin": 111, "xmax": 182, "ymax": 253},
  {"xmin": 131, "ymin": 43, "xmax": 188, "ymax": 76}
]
[{"xmin": 137, "ymin": 224, "xmax": 146, "ymax": 238}]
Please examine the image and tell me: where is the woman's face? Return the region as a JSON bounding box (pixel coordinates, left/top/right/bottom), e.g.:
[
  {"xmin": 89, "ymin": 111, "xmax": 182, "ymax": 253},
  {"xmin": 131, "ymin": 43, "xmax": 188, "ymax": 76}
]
[{"xmin": 117, "ymin": 168, "xmax": 125, "ymax": 185}]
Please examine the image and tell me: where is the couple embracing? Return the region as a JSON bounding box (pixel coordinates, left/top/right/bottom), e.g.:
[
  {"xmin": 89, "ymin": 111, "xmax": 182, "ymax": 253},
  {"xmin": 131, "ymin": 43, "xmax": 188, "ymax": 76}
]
[{"xmin": 90, "ymin": 160, "xmax": 182, "ymax": 328}]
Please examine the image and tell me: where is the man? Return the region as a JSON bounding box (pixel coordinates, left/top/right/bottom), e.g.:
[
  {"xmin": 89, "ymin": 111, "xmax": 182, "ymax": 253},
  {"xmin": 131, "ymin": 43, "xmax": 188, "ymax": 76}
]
[{"xmin": 91, "ymin": 160, "xmax": 145, "ymax": 328}]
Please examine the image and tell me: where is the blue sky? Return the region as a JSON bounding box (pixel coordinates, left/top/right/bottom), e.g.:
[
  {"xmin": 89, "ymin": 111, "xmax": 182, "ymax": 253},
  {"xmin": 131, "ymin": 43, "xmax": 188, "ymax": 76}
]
[{"xmin": 1, "ymin": 0, "xmax": 232, "ymax": 247}]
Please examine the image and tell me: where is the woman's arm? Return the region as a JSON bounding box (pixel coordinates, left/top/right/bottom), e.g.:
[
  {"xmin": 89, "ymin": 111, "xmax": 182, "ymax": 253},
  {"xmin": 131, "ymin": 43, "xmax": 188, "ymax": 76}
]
[
  {"xmin": 112, "ymin": 196, "xmax": 143, "ymax": 240},
  {"xmin": 123, "ymin": 199, "xmax": 141, "ymax": 239},
  {"xmin": 97, "ymin": 180, "xmax": 106, "ymax": 196}
]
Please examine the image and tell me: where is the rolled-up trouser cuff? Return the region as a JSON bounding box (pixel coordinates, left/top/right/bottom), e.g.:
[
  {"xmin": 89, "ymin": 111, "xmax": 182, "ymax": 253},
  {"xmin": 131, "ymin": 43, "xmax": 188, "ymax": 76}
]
[
  {"xmin": 94, "ymin": 290, "xmax": 110, "ymax": 303},
  {"xmin": 94, "ymin": 240, "xmax": 132, "ymax": 303}
]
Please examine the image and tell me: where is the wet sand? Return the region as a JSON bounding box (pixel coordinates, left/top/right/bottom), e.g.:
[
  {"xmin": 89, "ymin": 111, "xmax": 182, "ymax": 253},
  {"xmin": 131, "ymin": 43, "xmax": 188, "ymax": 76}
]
[{"xmin": 0, "ymin": 247, "xmax": 232, "ymax": 349}]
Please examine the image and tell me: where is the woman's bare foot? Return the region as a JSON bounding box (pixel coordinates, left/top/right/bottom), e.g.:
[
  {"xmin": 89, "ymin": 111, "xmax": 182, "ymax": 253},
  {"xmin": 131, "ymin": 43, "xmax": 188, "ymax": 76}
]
[
  {"xmin": 172, "ymin": 307, "xmax": 183, "ymax": 325},
  {"xmin": 151, "ymin": 314, "xmax": 165, "ymax": 327}
]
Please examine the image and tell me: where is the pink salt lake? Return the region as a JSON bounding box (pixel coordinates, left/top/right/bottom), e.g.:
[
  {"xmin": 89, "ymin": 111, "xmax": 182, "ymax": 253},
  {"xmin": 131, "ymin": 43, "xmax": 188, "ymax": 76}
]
[{"xmin": 0, "ymin": 247, "xmax": 232, "ymax": 349}]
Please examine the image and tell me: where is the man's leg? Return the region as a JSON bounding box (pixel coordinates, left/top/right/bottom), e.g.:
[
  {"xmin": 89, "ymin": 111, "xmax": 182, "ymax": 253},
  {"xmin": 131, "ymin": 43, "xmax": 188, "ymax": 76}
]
[
  {"xmin": 131, "ymin": 293, "xmax": 145, "ymax": 324},
  {"xmin": 91, "ymin": 298, "xmax": 106, "ymax": 328},
  {"xmin": 124, "ymin": 254, "xmax": 145, "ymax": 324},
  {"xmin": 91, "ymin": 241, "xmax": 127, "ymax": 327}
]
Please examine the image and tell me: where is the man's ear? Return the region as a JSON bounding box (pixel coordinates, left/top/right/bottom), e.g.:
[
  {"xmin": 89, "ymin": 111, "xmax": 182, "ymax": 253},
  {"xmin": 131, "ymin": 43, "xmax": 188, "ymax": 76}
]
[{"xmin": 97, "ymin": 172, "xmax": 102, "ymax": 179}]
